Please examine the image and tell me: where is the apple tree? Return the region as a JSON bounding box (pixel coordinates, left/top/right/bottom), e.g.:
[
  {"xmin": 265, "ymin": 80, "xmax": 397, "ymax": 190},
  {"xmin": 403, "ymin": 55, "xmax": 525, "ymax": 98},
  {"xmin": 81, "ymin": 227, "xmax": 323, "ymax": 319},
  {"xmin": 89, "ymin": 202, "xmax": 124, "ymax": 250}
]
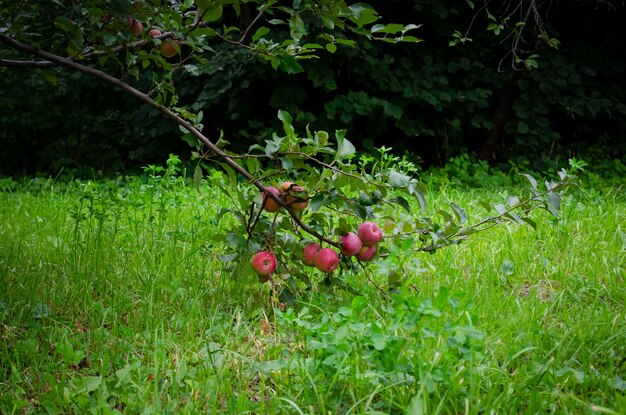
[{"xmin": 0, "ymin": 1, "xmax": 575, "ymax": 299}]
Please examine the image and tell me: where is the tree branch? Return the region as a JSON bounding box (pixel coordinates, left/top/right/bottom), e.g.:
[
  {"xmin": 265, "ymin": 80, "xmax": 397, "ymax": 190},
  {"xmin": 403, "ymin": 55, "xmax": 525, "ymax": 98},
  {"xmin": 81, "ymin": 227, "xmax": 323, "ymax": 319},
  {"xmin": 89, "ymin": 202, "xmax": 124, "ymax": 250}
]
[
  {"xmin": 0, "ymin": 58, "xmax": 56, "ymax": 68},
  {"xmin": 0, "ymin": 33, "xmax": 341, "ymax": 249}
]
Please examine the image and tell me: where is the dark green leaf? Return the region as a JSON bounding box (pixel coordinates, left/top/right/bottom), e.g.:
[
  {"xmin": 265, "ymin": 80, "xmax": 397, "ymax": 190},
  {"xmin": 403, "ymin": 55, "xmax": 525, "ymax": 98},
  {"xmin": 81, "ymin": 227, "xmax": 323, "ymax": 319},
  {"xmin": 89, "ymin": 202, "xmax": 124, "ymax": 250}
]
[
  {"xmin": 449, "ymin": 203, "xmax": 467, "ymax": 225},
  {"xmin": 358, "ymin": 192, "xmax": 374, "ymax": 206},
  {"xmin": 392, "ymin": 196, "xmax": 411, "ymax": 213},
  {"xmin": 521, "ymin": 217, "xmax": 537, "ymax": 229},
  {"xmin": 437, "ymin": 209, "xmax": 454, "ymax": 224},
  {"xmin": 309, "ymin": 193, "xmax": 327, "ymax": 211},
  {"xmin": 478, "ymin": 201, "xmax": 493, "ymax": 213},
  {"xmin": 278, "ymin": 55, "xmax": 304, "ymax": 74},
  {"xmin": 54, "ymin": 16, "xmax": 77, "ymax": 34},
  {"xmin": 407, "ymin": 183, "xmax": 427, "ymax": 213},
  {"xmin": 545, "ymin": 192, "xmax": 561, "ymax": 216}
]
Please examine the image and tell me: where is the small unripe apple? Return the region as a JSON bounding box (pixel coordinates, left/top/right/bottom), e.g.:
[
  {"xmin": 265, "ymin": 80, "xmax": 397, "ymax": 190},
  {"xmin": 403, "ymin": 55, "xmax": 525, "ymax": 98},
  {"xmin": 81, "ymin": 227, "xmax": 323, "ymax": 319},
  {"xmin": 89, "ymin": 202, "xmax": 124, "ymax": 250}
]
[
  {"xmin": 148, "ymin": 28, "xmax": 162, "ymax": 38},
  {"xmin": 159, "ymin": 38, "xmax": 179, "ymax": 58},
  {"xmin": 358, "ymin": 221, "xmax": 383, "ymax": 246},
  {"xmin": 302, "ymin": 243, "xmax": 321, "ymax": 267},
  {"xmin": 130, "ymin": 19, "xmax": 143, "ymax": 37},
  {"xmin": 250, "ymin": 251, "xmax": 277, "ymax": 279},
  {"xmin": 340, "ymin": 232, "xmax": 363, "ymax": 257},
  {"xmin": 314, "ymin": 248, "xmax": 339, "ymax": 273},
  {"xmin": 262, "ymin": 186, "xmax": 281, "ymax": 212},
  {"xmin": 356, "ymin": 244, "xmax": 376, "ymax": 261}
]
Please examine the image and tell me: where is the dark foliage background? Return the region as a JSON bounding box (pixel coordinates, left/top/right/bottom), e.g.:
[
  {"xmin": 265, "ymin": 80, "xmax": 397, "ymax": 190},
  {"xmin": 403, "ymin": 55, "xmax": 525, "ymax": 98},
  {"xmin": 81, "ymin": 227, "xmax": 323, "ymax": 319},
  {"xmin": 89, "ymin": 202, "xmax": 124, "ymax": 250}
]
[{"xmin": 1, "ymin": 0, "xmax": 625, "ymax": 177}]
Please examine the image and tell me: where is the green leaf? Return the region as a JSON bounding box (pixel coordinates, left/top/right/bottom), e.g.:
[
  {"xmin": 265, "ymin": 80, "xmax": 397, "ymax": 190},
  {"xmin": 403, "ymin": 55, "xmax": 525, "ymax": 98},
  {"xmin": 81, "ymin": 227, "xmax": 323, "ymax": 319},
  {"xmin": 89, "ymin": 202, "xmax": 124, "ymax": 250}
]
[
  {"xmin": 400, "ymin": 35, "xmax": 422, "ymax": 43},
  {"xmin": 494, "ymin": 203, "xmax": 507, "ymax": 215},
  {"xmin": 252, "ymin": 26, "xmax": 270, "ymax": 41},
  {"xmin": 371, "ymin": 333, "xmax": 387, "ymax": 350},
  {"xmin": 277, "ymin": 110, "xmax": 294, "ymax": 136},
  {"xmin": 358, "ymin": 192, "xmax": 374, "ymax": 206},
  {"xmin": 289, "ymin": 14, "xmax": 307, "ymax": 41},
  {"xmin": 78, "ymin": 376, "xmax": 102, "ymax": 393},
  {"xmin": 389, "ymin": 170, "xmax": 410, "ymax": 188},
  {"xmin": 351, "ymin": 296, "xmax": 368, "ymax": 310},
  {"xmin": 309, "ymin": 193, "xmax": 327, "ymax": 211},
  {"xmin": 278, "ymin": 55, "xmax": 304, "ymax": 74},
  {"xmin": 265, "ymin": 137, "xmax": 283, "ymax": 157},
  {"xmin": 335, "ymin": 130, "xmax": 355, "ymax": 160},
  {"xmin": 348, "ymin": 3, "xmax": 379, "ymax": 27},
  {"xmin": 204, "ymin": 4, "xmax": 223, "ymax": 22},
  {"xmin": 478, "ymin": 201, "xmax": 493, "ymax": 213},
  {"xmin": 392, "ymin": 196, "xmax": 411, "ymax": 213},
  {"xmin": 521, "ymin": 173, "xmax": 538, "ymax": 192},
  {"xmin": 545, "ymin": 192, "xmax": 561, "ymax": 216},
  {"xmin": 449, "ymin": 203, "xmax": 467, "ymax": 224},
  {"xmin": 325, "ymin": 43, "xmax": 337, "ymax": 53},
  {"xmin": 193, "ymin": 163, "xmax": 203, "ymax": 190},
  {"xmin": 280, "ymin": 156, "xmax": 294, "ymax": 172},
  {"xmin": 115, "ymin": 362, "xmax": 137, "ymax": 387},
  {"xmin": 226, "ymin": 232, "xmax": 247, "ymax": 249},
  {"xmin": 506, "ymin": 195, "xmax": 520, "ymax": 206},
  {"xmin": 407, "ymin": 394, "xmax": 426, "ymax": 415},
  {"xmin": 521, "ymin": 217, "xmax": 537, "ymax": 229},
  {"xmin": 407, "ymin": 183, "xmax": 427, "ymax": 213},
  {"xmin": 437, "ymin": 209, "xmax": 454, "ymax": 224},
  {"xmin": 54, "ymin": 16, "xmax": 77, "ymax": 34}
]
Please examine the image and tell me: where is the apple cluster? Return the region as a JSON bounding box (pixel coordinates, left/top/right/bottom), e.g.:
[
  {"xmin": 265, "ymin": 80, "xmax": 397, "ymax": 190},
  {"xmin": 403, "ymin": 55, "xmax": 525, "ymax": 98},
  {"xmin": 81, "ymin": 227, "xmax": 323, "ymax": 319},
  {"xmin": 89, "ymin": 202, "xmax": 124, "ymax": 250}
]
[
  {"xmin": 300, "ymin": 221, "xmax": 382, "ymax": 274},
  {"xmin": 250, "ymin": 220, "xmax": 383, "ymax": 282},
  {"xmin": 250, "ymin": 183, "xmax": 383, "ymax": 281},
  {"xmin": 102, "ymin": 15, "xmax": 180, "ymax": 58}
]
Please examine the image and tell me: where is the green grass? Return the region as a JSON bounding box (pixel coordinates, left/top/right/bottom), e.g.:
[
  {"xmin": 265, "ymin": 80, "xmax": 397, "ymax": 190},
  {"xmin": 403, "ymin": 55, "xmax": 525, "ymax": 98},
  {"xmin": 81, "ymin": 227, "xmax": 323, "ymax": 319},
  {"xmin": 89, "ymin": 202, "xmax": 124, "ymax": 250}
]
[{"xmin": 0, "ymin": 173, "xmax": 624, "ymax": 414}]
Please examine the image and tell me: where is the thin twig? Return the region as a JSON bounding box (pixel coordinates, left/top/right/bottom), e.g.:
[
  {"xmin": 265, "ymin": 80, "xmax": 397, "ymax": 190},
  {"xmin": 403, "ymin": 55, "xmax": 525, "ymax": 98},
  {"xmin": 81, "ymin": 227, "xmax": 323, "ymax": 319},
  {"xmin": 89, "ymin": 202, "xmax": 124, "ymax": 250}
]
[
  {"xmin": 239, "ymin": 9, "xmax": 265, "ymax": 44},
  {"xmin": 356, "ymin": 258, "xmax": 388, "ymax": 296}
]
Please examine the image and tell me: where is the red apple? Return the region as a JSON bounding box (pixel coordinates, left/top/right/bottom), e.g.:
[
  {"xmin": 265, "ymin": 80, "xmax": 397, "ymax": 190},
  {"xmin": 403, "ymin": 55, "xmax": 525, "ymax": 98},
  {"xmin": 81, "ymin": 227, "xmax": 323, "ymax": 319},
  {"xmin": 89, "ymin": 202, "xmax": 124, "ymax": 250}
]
[
  {"xmin": 159, "ymin": 38, "xmax": 179, "ymax": 58},
  {"xmin": 262, "ymin": 186, "xmax": 281, "ymax": 213},
  {"xmin": 148, "ymin": 28, "xmax": 162, "ymax": 38},
  {"xmin": 340, "ymin": 232, "xmax": 363, "ymax": 257},
  {"xmin": 358, "ymin": 221, "xmax": 383, "ymax": 246},
  {"xmin": 302, "ymin": 243, "xmax": 321, "ymax": 267},
  {"xmin": 250, "ymin": 251, "xmax": 277, "ymax": 279},
  {"xmin": 314, "ymin": 248, "xmax": 339, "ymax": 273},
  {"xmin": 130, "ymin": 19, "xmax": 143, "ymax": 37},
  {"xmin": 356, "ymin": 244, "xmax": 376, "ymax": 261}
]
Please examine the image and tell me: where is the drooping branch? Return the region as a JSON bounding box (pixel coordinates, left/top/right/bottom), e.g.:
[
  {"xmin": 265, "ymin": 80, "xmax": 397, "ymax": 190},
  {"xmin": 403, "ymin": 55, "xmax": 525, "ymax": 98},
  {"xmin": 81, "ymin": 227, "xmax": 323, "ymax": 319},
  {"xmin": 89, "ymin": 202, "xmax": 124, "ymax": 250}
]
[
  {"xmin": 0, "ymin": 33, "xmax": 340, "ymax": 249},
  {"xmin": 416, "ymin": 178, "xmax": 571, "ymax": 252}
]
